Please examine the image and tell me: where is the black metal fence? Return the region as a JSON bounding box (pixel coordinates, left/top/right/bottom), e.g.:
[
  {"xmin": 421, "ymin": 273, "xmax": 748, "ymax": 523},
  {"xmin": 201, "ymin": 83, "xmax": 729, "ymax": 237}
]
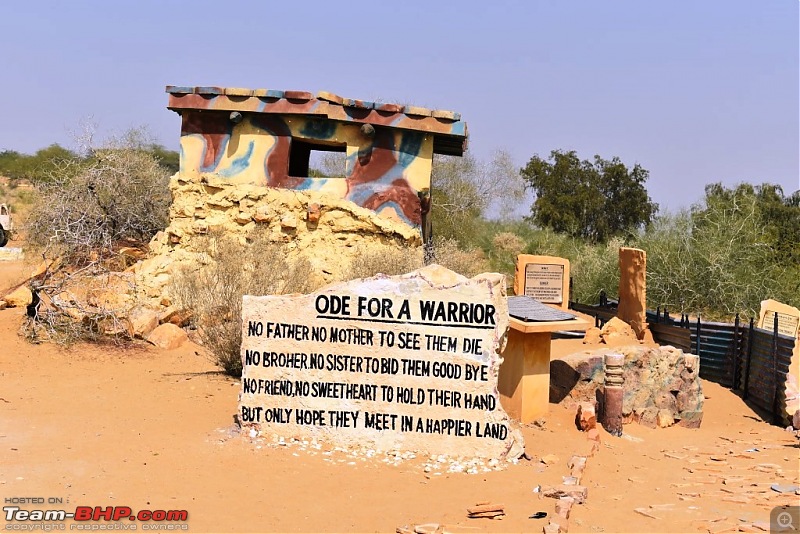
[{"xmin": 570, "ymin": 301, "xmax": 796, "ymax": 425}]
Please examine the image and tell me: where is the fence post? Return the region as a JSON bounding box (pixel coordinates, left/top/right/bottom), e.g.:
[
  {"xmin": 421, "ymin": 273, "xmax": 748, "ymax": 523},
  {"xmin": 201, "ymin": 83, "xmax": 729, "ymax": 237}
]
[
  {"xmin": 695, "ymin": 316, "xmax": 701, "ymax": 356},
  {"xmin": 743, "ymin": 317, "xmax": 755, "ymax": 400},
  {"xmin": 771, "ymin": 313, "xmax": 781, "ymax": 425},
  {"xmin": 664, "ymin": 307, "xmax": 669, "ymax": 324},
  {"xmin": 656, "ymin": 306, "xmax": 660, "ymax": 324},
  {"xmin": 733, "ymin": 313, "xmax": 740, "ymax": 390}
]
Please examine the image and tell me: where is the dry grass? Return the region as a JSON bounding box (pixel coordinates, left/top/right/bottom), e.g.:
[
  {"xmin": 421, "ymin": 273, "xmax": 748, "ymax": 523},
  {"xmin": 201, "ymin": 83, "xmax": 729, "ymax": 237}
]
[{"xmin": 170, "ymin": 232, "xmax": 318, "ymax": 376}]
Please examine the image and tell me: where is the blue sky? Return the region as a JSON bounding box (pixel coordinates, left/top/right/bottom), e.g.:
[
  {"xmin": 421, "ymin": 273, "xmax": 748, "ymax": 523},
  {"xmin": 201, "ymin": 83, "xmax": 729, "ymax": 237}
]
[{"xmin": 1, "ymin": 0, "xmax": 797, "ymax": 211}]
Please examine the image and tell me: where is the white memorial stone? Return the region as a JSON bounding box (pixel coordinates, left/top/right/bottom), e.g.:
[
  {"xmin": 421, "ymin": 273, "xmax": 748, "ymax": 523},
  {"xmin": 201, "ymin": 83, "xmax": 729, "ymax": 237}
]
[{"xmin": 239, "ymin": 265, "xmax": 524, "ymax": 459}]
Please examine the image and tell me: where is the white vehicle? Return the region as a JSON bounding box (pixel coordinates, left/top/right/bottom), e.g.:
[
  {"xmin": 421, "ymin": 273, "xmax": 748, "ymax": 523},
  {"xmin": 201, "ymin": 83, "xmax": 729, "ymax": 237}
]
[{"xmin": 0, "ymin": 204, "xmax": 12, "ymax": 247}]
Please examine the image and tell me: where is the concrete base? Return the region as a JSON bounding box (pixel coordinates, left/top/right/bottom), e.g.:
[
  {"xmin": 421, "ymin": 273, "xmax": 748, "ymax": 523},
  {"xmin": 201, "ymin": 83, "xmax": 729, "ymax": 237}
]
[{"xmin": 499, "ymin": 329, "xmax": 551, "ymax": 423}]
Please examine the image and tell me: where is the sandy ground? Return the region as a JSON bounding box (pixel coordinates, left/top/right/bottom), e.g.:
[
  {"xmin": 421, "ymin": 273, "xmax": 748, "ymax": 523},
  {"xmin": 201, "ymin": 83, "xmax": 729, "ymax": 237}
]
[{"xmin": 1, "ymin": 257, "xmax": 798, "ymax": 534}]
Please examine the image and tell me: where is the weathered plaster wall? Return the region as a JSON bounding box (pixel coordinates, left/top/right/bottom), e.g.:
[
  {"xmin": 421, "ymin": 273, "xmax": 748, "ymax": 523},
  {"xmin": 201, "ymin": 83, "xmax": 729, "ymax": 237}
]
[{"xmin": 134, "ymin": 172, "xmax": 424, "ymax": 305}]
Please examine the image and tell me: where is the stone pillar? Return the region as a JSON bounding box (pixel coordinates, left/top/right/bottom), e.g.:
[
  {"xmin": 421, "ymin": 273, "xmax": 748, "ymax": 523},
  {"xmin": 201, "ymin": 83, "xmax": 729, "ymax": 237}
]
[
  {"xmin": 617, "ymin": 247, "xmax": 647, "ymax": 339},
  {"xmin": 603, "ymin": 352, "xmax": 624, "ymax": 437}
]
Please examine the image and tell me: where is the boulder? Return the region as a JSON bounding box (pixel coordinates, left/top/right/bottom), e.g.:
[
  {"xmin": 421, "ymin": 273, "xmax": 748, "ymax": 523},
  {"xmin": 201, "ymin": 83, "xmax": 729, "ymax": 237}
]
[
  {"xmin": 147, "ymin": 323, "xmax": 188, "ymax": 350},
  {"xmin": 600, "ymin": 317, "xmax": 637, "ymax": 346},
  {"xmin": 3, "ymin": 286, "xmax": 32, "ymax": 308},
  {"xmin": 128, "ymin": 306, "xmax": 160, "ymax": 338}
]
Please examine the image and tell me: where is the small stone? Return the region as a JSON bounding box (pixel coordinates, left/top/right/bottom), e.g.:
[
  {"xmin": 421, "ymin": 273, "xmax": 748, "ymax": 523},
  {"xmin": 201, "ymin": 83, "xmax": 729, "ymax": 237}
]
[
  {"xmin": 634, "ymin": 508, "xmax": 660, "ymax": 520},
  {"xmin": 541, "ymin": 454, "xmax": 559, "ymax": 465},
  {"xmin": 583, "ymin": 327, "xmax": 602, "ymax": 345},
  {"xmin": 656, "ymin": 409, "xmax": 675, "ymax": 428},
  {"xmin": 307, "ymin": 203, "xmax": 321, "ymax": 224},
  {"xmin": 280, "ymin": 214, "xmax": 297, "ymax": 229},
  {"xmin": 542, "ymin": 485, "xmax": 588, "ymax": 504},
  {"xmin": 577, "ymin": 403, "xmax": 597, "ymax": 431},
  {"xmin": 771, "ymin": 483, "xmax": 800, "ymax": 493}
]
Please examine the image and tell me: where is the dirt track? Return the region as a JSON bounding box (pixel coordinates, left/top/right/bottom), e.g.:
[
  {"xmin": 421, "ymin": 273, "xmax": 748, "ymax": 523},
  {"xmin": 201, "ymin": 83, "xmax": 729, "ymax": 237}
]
[{"xmin": 1, "ymin": 259, "xmax": 798, "ymax": 533}]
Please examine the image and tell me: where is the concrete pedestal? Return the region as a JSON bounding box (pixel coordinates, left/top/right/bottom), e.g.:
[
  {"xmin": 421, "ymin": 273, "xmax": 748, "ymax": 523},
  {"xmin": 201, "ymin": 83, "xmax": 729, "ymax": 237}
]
[{"xmin": 499, "ymin": 316, "xmax": 591, "ymax": 423}]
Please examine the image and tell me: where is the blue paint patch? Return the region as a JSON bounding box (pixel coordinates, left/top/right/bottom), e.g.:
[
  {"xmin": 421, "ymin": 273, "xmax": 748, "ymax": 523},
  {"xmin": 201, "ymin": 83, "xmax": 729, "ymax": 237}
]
[
  {"xmin": 345, "ymin": 152, "xmax": 358, "ymax": 175},
  {"xmin": 397, "ymin": 132, "xmax": 424, "ymax": 167},
  {"xmin": 346, "ymin": 182, "xmax": 391, "ymax": 206},
  {"xmin": 196, "ymin": 86, "xmax": 223, "ymax": 95},
  {"xmin": 217, "ymin": 140, "xmax": 255, "ymax": 177},
  {"xmin": 266, "ymin": 89, "xmax": 284, "ymax": 98},
  {"xmin": 294, "ymin": 178, "xmax": 329, "ymax": 191},
  {"xmin": 375, "ymin": 201, "xmax": 414, "ymax": 226},
  {"xmin": 449, "ymin": 121, "xmax": 467, "ymax": 136},
  {"xmin": 300, "ymin": 119, "xmax": 337, "ymax": 139}
]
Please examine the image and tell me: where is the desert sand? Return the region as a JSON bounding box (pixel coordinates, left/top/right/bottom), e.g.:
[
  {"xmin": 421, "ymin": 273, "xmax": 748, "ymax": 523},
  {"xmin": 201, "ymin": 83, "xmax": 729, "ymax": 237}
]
[{"xmin": 1, "ymin": 253, "xmax": 798, "ymax": 534}]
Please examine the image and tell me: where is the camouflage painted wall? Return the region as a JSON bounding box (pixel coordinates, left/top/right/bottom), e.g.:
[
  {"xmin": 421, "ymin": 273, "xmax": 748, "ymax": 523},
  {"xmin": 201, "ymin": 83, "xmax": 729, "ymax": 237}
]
[
  {"xmin": 179, "ymin": 112, "xmax": 433, "ymax": 227},
  {"xmin": 167, "ymin": 87, "xmax": 468, "ymax": 230}
]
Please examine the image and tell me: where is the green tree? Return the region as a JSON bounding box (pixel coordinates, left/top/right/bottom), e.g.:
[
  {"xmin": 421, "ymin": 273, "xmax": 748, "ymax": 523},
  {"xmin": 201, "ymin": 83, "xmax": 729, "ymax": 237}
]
[
  {"xmin": 145, "ymin": 144, "xmax": 180, "ymax": 174},
  {"xmin": 520, "ymin": 150, "xmax": 658, "ymax": 243},
  {"xmin": 0, "ymin": 144, "xmax": 81, "ymax": 183}
]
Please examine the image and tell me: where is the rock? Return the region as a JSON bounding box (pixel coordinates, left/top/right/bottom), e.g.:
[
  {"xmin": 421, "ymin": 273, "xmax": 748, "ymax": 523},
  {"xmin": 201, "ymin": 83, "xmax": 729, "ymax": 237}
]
[
  {"xmin": 307, "ymin": 203, "xmax": 321, "ymax": 224},
  {"xmin": 576, "ymin": 403, "xmax": 596, "ymax": 431},
  {"xmin": 793, "ymin": 409, "xmax": 800, "ymax": 430},
  {"xmin": 540, "ymin": 454, "xmax": 559, "ymax": 465},
  {"xmin": 118, "ymin": 247, "xmax": 146, "ymax": 261},
  {"xmin": 161, "ymin": 308, "xmax": 194, "ymax": 327},
  {"xmin": 599, "ymin": 317, "xmax": 637, "ymax": 346},
  {"xmin": 657, "ymin": 409, "xmax": 675, "ymax": 428},
  {"xmin": 253, "ymin": 205, "xmax": 275, "ymax": 223},
  {"xmin": 280, "ymin": 214, "xmax": 297, "ymax": 229},
  {"xmin": 640, "ymin": 328, "xmax": 656, "ymax": 345},
  {"xmin": 542, "ymin": 485, "xmax": 588, "ymax": 504},
  {"xmin": 146, "ymin": 323, "xmax": 188, "ymax": 350},
  {"xmin": 128, "ymin": 306, "xmax": 160, "ymax": 338},
  {"xmin": 677, "ymin": 410, "xmax": 703, "ymax": 429},
  {"xmin": 555, "ymin": 497, "xmax": 574, "ymax": 519},
  {"xmin": 582, "ymin": 327, "xmax": 602, "ymax": 345},
  {"xmin": 3, "ymin": 286, "xmax": 32, "ymax": 308},
  {"xmin": 0, "ymin": 300, "xmax": 6, "ymax": 310},
  {"xmin": 770, "ymin": 483, "xmax": 800, "ymax": 493},
  {"xmin": 639, "ymin": 407, "xmax": 659, "ymax": 428},
  {"xmin": 633, "ymin": 508, "xmax": 660, "ymax": 520}
]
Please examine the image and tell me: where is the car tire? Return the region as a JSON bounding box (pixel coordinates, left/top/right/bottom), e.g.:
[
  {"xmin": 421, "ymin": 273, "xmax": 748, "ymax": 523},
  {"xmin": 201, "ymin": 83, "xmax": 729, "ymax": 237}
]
[{"xmin": 0, "ymin": 226, "xmax": 7, "ymax": 247}]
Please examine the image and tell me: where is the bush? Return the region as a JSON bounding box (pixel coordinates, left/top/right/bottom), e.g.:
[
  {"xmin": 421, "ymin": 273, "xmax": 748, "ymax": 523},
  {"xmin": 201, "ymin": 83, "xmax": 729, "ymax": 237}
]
[
  {"xmin": 170, "ymin": 233, "xmax": 318, "ymax": 377},
  {"xmin": 346, "ymin": 238, "xmax": 491, "ymax": 281},
  {"xmin": 26, "ymin": 134, "xmax": 171, "ymax": 263}
]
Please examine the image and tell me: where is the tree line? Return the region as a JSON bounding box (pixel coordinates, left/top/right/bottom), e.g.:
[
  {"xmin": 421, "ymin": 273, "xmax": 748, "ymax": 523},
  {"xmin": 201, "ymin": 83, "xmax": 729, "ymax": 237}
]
[{"xmin": 2, "ymin": 133, "xmax": 797, "ymax": 320}]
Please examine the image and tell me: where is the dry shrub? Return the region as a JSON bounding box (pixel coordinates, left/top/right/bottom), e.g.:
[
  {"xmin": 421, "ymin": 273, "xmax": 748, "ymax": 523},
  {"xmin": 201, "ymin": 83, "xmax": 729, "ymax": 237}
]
[
  {"xmin": 491, "ymin": 231, "xmax": 526, "ymax": 280},
  {"xmin": 170, "ymin": 232, "xmax": 318, "ymax": 377},
  {"xmin": 346, "ymin": 245, "xmax": 424, "ymax": 280},
  {"xmin": 345, "ymin": 238, "xmax": 491, "ymax": 281},
  {"xmin": 430, "ymin": 237, "xmax": 491, "ymax": 278}
]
